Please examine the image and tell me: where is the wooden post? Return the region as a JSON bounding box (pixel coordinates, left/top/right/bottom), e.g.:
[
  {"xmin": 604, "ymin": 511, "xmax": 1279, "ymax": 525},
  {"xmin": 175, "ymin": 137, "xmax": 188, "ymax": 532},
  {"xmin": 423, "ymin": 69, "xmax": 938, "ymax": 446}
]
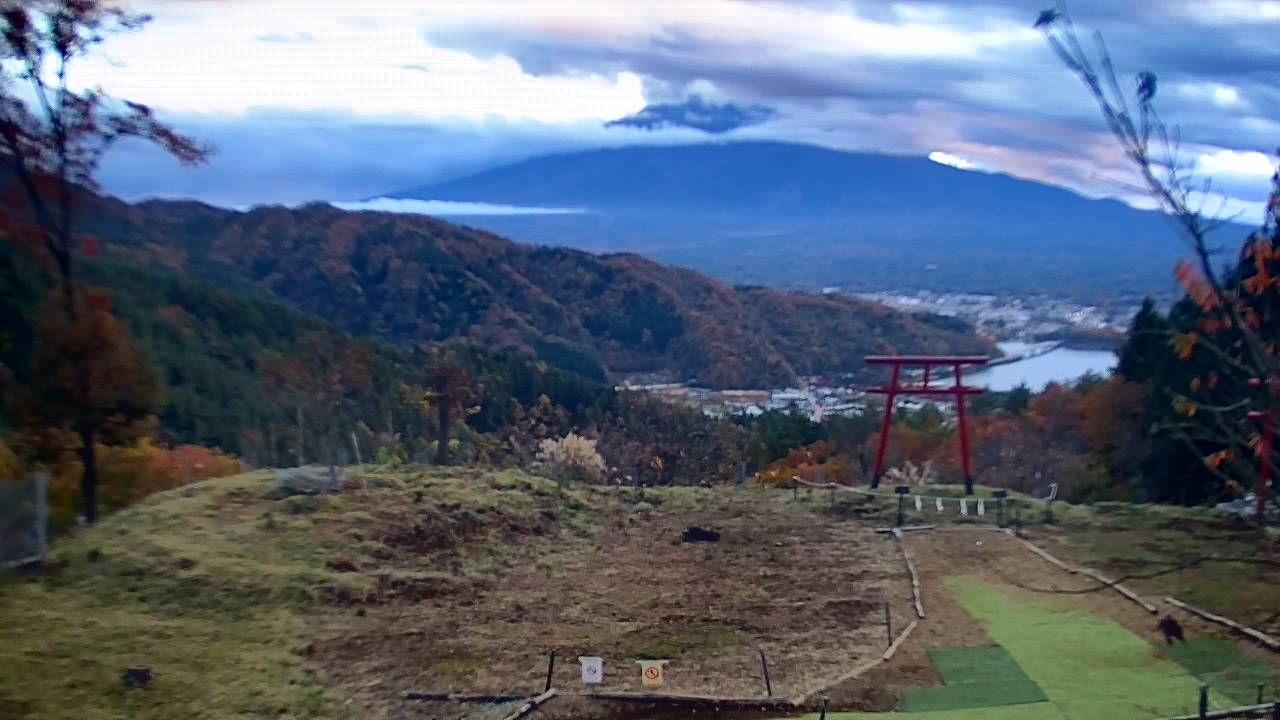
[
  {"xmin": 1199, "ymin": 684, "xmax": 1209, "ymax": 719},
  {"xmin": 884, "ymin": 600, "xmax": 892, "ymax": 647},
  {"xmin": 1259, "ymin": 683, "xmax": 1266, "ymax": 705},
  {"xmin": 793, "ymin": 478, "xmax": 799, "ymax": 501},
  {"xmin": 829, "ymin": 484, "xmax": 835, "ymax": 507},
  {"xmin": 34, "ymin": 471, "xmax": 48, "ymax": 562},
  {"xmin": 758, "ymin": 648, "xmax": 773, "ymax": 697},
  {"xmin": 545, "ymin": 650, "xmax": 557, "ymax": 692}
]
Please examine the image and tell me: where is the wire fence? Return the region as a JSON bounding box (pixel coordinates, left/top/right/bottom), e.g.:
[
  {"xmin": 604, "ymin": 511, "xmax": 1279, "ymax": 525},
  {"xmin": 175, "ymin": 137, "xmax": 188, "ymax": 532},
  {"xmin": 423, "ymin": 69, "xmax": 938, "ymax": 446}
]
[{"xmin": 1, "ymin": 471, "xmax": 48, "ymax": 569}]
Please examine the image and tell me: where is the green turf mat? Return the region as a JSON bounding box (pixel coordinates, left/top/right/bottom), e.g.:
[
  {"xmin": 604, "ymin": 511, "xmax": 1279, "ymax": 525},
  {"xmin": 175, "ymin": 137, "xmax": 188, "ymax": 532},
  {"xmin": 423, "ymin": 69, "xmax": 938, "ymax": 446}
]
[
  {"xmin": 929, "ymin": 645, "xmax": 1041, "ymax": 685},
  {"xmin": 1159, "ymin": 637, "xmax": 1279, "ymax": 706},
  {"xmin": 901, "ymin": 645, "xmax": 1048, "ymax": 711},
  {"xmin": 797, "ymin": 578, "xmax": 1239, "ymax": 720},
  {"xmin": 904, "ymin": 680, "xmax": 1048, "ymax": 711},
  {"xmin": 948, "ymin": 578, "xmax": 1234, "ymax": 719}
]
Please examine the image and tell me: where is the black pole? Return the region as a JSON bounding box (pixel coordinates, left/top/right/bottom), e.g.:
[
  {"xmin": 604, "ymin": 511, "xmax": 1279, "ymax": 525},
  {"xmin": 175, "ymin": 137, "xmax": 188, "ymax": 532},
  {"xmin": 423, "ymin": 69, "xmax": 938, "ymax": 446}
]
[
  {"xmin": 1198, "ymin": 684, "xmax": 1208, "ymax": 720},
  {"xmin": 884, "ymin": 600, "xmax": 892, "ymax": 647},
  {"xmin": 758, "ymin": 648, "xmax": 773, "ymax": 697},
  {"xmin": 545, "ymin": 650, "xmax": 557, "ymax": 692},
  {"xmin": 897, "ymin": 494, "xmax": 905, "ymax": 527},
  {"xmin": 819, "ymin": 696, "xmax": 830, "ymax": 720}
]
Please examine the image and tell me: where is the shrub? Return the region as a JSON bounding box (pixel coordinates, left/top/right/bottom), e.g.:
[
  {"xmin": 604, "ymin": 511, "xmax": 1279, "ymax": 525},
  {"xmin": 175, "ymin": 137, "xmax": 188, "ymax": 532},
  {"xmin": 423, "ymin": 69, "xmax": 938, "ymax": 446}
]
[
  {"xmin": 45, "ymin": 440, "xmax": 243, "ymax": 526},
  {"xmin": 535, "ymin": 433, "xmax": 606, "ymax": 484}
]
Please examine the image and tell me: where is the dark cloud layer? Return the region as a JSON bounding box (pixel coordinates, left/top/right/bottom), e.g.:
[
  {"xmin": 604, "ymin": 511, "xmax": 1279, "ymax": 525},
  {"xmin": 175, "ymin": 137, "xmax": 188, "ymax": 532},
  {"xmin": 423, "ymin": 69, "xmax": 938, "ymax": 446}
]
[{"xmin": 100, "ymin": 1, "xmax": 1280, "ymax": 220}]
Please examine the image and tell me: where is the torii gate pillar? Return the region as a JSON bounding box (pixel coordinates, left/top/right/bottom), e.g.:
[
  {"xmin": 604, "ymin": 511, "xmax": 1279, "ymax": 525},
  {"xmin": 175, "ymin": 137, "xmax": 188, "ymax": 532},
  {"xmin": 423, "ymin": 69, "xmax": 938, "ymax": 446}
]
[{"xmin": 865, "ymin": 355, "xmax": 988, "ymax": 495}]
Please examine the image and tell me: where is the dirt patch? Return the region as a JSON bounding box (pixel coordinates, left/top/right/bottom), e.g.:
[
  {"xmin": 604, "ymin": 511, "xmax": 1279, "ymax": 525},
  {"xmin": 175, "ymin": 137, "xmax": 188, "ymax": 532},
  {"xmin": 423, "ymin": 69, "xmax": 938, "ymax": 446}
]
[{"xmin": 307, "ymin": 492, "xmax": 908, "ymax": 719}]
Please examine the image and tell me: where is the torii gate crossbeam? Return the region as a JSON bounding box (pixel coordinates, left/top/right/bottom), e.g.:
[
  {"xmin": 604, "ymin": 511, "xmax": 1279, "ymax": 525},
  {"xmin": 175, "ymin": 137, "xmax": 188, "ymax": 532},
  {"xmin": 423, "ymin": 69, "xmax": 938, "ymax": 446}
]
[{"xmin": 864, "ymin": 355, "xmax": 988, "ymax": 496}]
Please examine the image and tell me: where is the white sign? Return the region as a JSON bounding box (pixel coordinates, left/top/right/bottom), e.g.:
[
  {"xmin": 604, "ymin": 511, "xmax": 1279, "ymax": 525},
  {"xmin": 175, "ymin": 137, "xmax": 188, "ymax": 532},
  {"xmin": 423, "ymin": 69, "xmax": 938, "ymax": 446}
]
[
  {"xmin": 579, "ymin": 656, "xmax": 603, "ymax": 684},
  {"xmin": 960, "ymin": 498, "xmax": 969, "ymax": 517},
  {"xmin": 977, "ymin": 499, "xmax": 986, "ymax": 516},
  {"xmin": 935, "ymin": 497, "xmax": 944, "ymax": 512}
]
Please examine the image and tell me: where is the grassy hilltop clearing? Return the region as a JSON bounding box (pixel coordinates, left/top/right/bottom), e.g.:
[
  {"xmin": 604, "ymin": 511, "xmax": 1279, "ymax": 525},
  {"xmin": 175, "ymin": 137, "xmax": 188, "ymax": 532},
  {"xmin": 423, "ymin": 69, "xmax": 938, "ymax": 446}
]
[{"xmin": 2, "ymin": 468, "xmax": 1278, "ymax": 720}]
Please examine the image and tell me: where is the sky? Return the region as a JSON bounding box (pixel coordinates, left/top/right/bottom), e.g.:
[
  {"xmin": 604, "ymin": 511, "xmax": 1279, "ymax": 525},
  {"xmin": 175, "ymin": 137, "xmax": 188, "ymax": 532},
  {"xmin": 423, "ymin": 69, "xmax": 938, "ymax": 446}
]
[{"xmin": 78, "ymin": 0, "xmax": 1280, "ymax": 221}]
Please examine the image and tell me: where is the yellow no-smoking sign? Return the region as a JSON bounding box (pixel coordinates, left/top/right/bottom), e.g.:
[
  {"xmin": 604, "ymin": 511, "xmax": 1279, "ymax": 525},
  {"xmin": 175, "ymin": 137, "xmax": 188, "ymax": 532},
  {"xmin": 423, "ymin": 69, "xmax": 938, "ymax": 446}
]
[{"xmin": 636, "ymin": 660, "xmax": 669, "ymax": 687}]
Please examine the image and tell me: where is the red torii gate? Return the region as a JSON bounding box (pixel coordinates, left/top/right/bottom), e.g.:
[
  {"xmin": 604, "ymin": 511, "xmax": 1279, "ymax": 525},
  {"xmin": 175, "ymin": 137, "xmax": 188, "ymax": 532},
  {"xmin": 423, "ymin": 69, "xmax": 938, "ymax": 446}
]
[{"xmin": 865, "ymin": 355, "xmax": 988, "ymax": 496}]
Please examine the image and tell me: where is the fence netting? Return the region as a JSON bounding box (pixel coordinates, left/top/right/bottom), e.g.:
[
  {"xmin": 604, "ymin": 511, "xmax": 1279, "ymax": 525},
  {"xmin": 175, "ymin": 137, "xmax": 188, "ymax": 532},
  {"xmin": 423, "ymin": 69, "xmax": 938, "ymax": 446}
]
[{"xmin": 1, "ymin": 472, "xmax": 48, "ymax": 569}]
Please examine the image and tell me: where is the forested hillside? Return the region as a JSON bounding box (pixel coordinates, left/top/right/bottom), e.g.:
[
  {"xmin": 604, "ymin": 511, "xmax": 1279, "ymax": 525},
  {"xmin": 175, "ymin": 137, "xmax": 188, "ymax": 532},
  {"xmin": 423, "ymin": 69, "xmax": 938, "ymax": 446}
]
[{"xmin": 61, "ymin": 193, "xmax": 989, "ymax": 388}]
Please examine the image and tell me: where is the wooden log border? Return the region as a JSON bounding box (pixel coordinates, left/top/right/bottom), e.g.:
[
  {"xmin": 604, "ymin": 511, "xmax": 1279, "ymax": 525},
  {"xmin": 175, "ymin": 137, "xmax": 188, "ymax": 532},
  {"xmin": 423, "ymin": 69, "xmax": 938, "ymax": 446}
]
[
  {"xmin": 882, "ymin": 619, "xmax": 920, "ymax": 661},
  {"xmin": 1165, "ymin": 596, "xmax": 1280, "ymax": 653},
  {"xmin": 875, "ymin": 524, "xmax": 936, "ymax": 534},
  {"xmin": 584, "ymin": 691, "xmax": 798, "ymax": 709},
  {"xmin": 892, "ymin": 528, "xmax": 926, "ymax": 619},
  {"xmin": 1156, "ymin": 700, "xmax": 1279, "ymax": 720},
  {"xmin": 500, "ymin": 689, "xmax": 557, "ymax": 720},
  {"xmin": 1018, "ymin": 537, "xmax": 1159, "ymax": 614},
  {"xmin": 405, "ymin": 692, "xmax": 537, "ymax": 703}
]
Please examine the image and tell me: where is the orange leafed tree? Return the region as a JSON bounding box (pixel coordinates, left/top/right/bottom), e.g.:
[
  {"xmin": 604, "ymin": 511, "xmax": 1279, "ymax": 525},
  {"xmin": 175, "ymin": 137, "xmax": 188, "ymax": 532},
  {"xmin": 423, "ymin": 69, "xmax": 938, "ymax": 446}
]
[
  {"xmin": 1039, "ymin": 5, "xmax": 1280, "ymax": 519},
  {"xmin": 16, "ymin": 290, "xmax": 159, "ymax": 521},
  {"xmin": 0, "ymin": 1, "xmax": 207, "ymax": 521}
]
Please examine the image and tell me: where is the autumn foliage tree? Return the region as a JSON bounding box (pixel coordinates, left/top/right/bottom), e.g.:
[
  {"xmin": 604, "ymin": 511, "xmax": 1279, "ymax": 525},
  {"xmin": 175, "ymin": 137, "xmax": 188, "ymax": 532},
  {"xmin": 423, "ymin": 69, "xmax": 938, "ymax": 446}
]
[
  {"xmin": 422, "ymin": 353, "xmax": 473, "ymax": 466},
  {"xmin": 1039, "ymin": 5, "xmax": 1280, "ymax": 519},
  {"xmin": 16, "ymin": 290, "xmax": 159, "ymax": 521},
  {"xmin": 0, "ymin": 0, "xmax": 207, "ymax": 521}
]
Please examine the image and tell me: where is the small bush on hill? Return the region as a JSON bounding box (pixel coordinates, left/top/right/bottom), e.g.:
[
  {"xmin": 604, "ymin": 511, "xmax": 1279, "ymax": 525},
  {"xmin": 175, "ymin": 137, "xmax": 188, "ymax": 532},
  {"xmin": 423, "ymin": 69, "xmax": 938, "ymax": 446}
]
[{"xmin": 535, "ymin": 433, "xmax": 605, "ymax": 484}]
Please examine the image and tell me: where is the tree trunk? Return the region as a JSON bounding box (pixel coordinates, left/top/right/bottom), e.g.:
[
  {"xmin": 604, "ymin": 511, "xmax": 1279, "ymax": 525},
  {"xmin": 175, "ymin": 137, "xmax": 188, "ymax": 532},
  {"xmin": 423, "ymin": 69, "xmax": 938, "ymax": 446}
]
[
  {"xmin": 435, "ymin": 404, "xmax": 451, "ymax": 466},
  {"xmin": 296, "ymin": 405, "xmax": 305, "ymax": 465},
  {"xmin": 78, "ymin": 426, "xmax": 99, "ymax": 524}
]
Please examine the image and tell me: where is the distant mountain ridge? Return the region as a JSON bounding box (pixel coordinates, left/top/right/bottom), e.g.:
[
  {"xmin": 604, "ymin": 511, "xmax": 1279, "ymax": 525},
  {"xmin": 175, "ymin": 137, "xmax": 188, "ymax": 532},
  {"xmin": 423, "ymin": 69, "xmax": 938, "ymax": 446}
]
[
  {"xmin": 61, "ymin": 192, "xmax": 990, "ymax": 389},
  {"xmin": 389, "ymin": 141, "xmax": 1252, "ymax": 299}
]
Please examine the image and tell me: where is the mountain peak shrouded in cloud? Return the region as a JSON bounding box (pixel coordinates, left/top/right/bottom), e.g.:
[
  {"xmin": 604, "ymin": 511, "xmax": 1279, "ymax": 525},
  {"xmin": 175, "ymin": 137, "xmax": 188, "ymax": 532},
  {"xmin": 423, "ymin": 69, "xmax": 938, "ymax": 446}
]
[
  {"xmin": 605, "ymin": 95, "xmax": 776, "ymax": 134},
  {"xmin": 85, "ymin": 1, "xmax": 1278, "ymax": 219}
]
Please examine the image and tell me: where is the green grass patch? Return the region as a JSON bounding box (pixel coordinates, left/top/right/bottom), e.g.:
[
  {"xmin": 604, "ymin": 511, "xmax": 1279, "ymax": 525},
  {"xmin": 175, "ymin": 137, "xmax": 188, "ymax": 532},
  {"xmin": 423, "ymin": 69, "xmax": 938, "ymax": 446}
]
[
  {"xmin": 804, "ymin": 578, "xmax": 1238, "ymax": 720},
  {"xmin": 1159, "ymin": 638, "xmax": 1279, "ymax": 706},
  {"xmin": 901, "ymin": 645, "xmax": 1047, "ymax": 712},
  {"xmin": 0, "ymin": 466, "xmax": 682, "ymax": 719}
]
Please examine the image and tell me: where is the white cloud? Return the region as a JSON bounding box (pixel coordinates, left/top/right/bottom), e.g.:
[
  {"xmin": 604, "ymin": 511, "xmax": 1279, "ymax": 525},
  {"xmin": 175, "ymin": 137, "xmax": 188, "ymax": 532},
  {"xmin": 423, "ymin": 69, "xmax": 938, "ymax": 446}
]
[
  {"xmin": 333, "ymin": 197, "xmax": 586, "ymax": 216},
  {"xmin": 1214, "ymin": 85, "xmax": 1241, "ymax": 106},
  {"xmin": 78, "ymin": 1, "xmax": 646, "ymax": 122},
  {"xmin": 1196, "ymin": 149, "xmax": 1276, "ymax": 179}
]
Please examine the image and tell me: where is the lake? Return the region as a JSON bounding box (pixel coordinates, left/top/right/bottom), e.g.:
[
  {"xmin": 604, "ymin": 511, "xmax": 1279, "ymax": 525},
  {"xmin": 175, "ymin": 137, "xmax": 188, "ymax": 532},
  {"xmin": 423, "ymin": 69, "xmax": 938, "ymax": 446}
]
[{"xmin": 964, "ymin": 341, "xmax": 1117, "ymax": 391}]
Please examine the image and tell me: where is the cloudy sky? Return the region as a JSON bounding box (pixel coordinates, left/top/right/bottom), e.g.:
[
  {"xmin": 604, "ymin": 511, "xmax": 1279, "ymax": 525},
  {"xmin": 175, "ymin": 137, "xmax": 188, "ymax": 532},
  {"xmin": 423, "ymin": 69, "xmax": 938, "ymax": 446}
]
[{"xmin": 82, "ymin": 0, "xmax": 1279, "ymax": 220}]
